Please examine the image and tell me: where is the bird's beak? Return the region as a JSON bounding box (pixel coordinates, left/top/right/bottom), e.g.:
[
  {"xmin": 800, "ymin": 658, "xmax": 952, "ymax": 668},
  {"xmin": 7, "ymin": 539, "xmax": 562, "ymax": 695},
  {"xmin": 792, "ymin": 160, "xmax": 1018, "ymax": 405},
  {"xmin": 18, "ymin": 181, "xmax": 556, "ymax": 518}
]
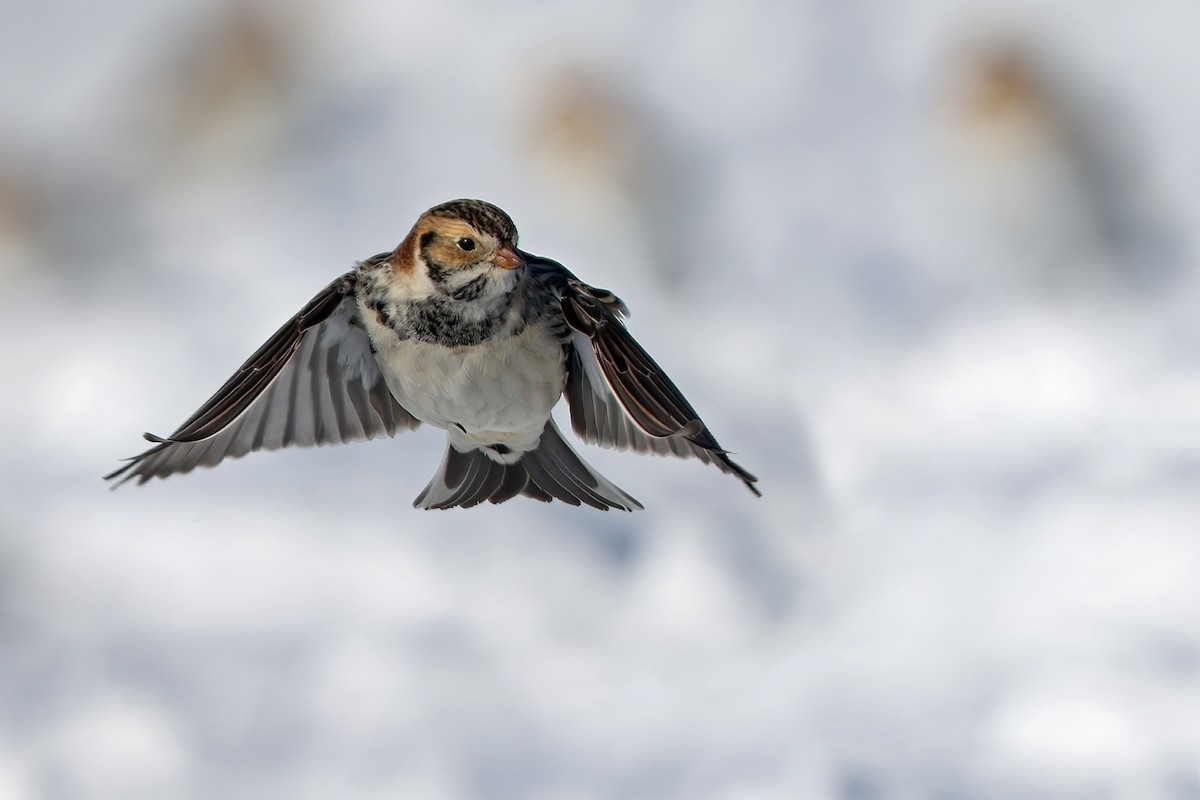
[{"xmin": 493, "ymin": 241, "xmax": 524, "ymax": 270}]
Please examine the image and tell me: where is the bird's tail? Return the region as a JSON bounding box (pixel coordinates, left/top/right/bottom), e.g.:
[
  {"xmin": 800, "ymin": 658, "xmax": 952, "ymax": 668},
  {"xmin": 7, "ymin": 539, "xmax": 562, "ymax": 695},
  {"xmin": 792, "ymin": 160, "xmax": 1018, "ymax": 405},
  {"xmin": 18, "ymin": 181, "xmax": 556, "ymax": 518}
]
[{"xmin": 413, "ymin": 420, "xmax": 642, "ymax": 511}]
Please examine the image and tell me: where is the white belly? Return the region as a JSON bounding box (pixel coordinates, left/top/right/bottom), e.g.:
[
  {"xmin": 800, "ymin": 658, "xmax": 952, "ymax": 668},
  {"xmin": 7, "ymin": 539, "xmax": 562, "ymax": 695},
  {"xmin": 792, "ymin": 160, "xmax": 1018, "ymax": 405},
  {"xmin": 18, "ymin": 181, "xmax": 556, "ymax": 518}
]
[{"xmin": 374, "ymin": 325, "xmax": 565, "ymax": 448}]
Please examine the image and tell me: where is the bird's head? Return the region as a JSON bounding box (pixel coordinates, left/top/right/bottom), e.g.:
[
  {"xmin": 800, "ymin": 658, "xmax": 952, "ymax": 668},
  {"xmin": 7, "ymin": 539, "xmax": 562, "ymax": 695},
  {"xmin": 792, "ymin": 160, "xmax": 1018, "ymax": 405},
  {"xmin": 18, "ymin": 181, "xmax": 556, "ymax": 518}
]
[{"xmin": 391, "ymin": 200, "xmax": 525, "ymax": 299}]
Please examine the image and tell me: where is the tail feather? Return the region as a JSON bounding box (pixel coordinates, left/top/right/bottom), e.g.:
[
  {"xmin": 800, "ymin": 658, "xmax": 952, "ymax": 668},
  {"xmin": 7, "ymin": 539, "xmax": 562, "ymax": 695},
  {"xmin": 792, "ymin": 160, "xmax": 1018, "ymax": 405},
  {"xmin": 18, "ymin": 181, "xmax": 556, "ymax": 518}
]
[
  {"xmin": 413, "ymin": 420, "xmax": 642, "ymax": 511},
  {"xmin": 525, "ymin": 423, "xmax": 629, "ymax": 510},
  {"xmin": 494, "ymin": 463, "xmax": 537, "ymax": 504},
  {"xmin": 440, "ymin": 449, "xmax": 486, "ymax": 508}
]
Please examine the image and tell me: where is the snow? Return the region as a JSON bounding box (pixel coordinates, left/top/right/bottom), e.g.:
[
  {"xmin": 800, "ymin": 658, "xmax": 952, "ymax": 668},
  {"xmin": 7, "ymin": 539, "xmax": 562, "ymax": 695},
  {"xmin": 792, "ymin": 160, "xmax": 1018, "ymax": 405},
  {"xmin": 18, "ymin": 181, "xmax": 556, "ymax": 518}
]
[{"xmin": 2, "ymin": 0, "xmax": 1199, "ymax": 797}]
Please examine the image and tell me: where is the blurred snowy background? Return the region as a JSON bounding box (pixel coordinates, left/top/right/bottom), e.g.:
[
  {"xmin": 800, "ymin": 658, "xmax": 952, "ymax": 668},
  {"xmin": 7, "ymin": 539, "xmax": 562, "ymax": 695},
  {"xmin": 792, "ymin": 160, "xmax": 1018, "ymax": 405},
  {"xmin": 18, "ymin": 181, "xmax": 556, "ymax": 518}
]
[{"xmin": 3, "ymin": 0, "xmax": 1200, "ymax": 797}]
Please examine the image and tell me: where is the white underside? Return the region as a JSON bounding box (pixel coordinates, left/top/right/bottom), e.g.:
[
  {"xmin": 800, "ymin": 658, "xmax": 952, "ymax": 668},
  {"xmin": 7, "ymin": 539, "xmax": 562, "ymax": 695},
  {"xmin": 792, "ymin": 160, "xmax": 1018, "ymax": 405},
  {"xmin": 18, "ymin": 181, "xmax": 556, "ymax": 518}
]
[{"xmin": 372, "ymin": 325, "xmax": 566, "ymax": 454}]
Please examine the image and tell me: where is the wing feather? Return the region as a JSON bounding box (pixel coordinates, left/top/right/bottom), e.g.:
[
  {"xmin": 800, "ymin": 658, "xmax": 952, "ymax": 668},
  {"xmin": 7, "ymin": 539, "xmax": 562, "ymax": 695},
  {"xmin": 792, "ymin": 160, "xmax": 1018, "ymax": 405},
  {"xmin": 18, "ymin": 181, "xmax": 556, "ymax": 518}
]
[
  {"xmin": 106, "ymin": 272, "xmax": 420, "ymax": 486},
  {"xmin": 528, "ymin": 254, "xmax": 759, "ymax": 496}
]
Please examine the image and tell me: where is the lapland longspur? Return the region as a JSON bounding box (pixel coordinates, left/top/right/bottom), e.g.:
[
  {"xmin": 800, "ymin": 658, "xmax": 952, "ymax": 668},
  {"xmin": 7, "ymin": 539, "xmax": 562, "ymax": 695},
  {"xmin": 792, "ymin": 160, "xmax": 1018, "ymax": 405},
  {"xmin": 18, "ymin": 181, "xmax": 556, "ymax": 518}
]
[{"xmin": 107, "ymin": 199, "xmax": 759, "ymax": 510}]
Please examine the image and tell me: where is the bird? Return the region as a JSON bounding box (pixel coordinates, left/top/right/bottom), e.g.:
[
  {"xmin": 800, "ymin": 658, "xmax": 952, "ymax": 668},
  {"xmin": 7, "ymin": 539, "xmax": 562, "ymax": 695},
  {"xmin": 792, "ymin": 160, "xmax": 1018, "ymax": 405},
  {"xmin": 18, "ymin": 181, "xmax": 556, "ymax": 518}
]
[{"xmin": 106, "ymin": 199, "xmax": 759, "ymax": 510}]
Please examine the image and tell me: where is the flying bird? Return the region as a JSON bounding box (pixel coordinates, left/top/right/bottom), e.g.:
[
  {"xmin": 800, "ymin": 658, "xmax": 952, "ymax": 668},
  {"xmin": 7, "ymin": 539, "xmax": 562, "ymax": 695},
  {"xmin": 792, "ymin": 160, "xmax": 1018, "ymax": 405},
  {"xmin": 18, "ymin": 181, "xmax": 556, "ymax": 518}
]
[{"xmin": 107, "ymin": 199, "xmax": 759, "ymax": 510}]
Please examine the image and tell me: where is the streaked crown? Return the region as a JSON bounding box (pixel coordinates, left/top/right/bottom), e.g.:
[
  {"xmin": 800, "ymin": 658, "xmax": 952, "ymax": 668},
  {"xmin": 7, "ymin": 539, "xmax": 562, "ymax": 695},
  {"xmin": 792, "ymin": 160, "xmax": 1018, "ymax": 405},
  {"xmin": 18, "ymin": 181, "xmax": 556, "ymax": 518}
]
[{"xmin": 426, "ymin": 199, "xmax": 518, "ymax": 244}]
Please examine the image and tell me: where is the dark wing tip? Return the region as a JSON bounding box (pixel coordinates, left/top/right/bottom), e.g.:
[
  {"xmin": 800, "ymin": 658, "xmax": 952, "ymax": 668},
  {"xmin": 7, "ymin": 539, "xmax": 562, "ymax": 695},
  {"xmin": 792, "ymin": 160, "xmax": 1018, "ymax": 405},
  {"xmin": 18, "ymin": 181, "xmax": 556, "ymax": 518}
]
[
  {"xmin": 103, "ymin": 457, "xmax": 144, "ymax": 489},
  {"xmin": 704, "ymin": 443, "xmax": 760, "ymax": 496},
  {"xmin": 102, "ymin": 466, "xmax": 128, "ymax": 485},
  {"xmin": 739, "ymin": 465, "xmax": 758, "ymax": 496}
]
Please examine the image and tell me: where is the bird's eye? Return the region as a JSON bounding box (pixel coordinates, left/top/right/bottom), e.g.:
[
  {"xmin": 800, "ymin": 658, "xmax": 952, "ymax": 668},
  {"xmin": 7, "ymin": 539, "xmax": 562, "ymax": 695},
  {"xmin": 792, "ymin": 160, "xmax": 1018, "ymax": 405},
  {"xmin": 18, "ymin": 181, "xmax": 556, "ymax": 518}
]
[{"xmin": 456, "ymin": 237, "xmax": 476, "ymax": 252}]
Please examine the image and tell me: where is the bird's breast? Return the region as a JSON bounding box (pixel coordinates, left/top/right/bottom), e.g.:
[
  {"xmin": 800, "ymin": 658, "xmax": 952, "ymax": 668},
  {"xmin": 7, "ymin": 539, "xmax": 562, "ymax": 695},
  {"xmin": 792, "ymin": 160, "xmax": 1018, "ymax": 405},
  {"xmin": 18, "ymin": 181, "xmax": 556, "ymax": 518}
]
[{"xmin": 372, "ymin": 323, "xmax": 567, "ymax": 444}]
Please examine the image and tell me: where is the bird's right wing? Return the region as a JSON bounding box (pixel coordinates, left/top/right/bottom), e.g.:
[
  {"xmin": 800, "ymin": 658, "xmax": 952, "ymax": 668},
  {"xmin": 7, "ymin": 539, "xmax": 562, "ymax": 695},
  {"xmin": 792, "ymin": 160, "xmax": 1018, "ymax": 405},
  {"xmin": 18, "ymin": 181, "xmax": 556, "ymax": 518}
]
[{"xmin": 106, "ymin": 269, "xmax": 420, "ymax": 486}]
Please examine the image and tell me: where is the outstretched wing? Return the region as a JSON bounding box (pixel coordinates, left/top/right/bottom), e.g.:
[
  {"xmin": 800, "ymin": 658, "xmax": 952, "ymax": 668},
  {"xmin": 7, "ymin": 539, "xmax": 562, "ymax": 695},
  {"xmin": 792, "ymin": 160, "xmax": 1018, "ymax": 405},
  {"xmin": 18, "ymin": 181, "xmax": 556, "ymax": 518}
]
[
  {"xmin": 106, "ymin": 269, "xmax": 420, "ymax": 486},
  {"xmin": 527, "ymin": 254, "xmax": 760, "ymax": 496}
]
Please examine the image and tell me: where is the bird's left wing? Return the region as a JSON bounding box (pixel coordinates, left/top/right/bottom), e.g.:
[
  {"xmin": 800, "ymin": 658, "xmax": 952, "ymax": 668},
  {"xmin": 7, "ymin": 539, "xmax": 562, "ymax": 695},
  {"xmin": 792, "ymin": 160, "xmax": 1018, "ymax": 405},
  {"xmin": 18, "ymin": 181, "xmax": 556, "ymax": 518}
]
[
  {"xmin": 527, "ymin": 254, "xmax": 760, "ymax": 496},
  {"xmin": 106, "ymin": 268, "xmax": 420, "ymax": 486}
]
